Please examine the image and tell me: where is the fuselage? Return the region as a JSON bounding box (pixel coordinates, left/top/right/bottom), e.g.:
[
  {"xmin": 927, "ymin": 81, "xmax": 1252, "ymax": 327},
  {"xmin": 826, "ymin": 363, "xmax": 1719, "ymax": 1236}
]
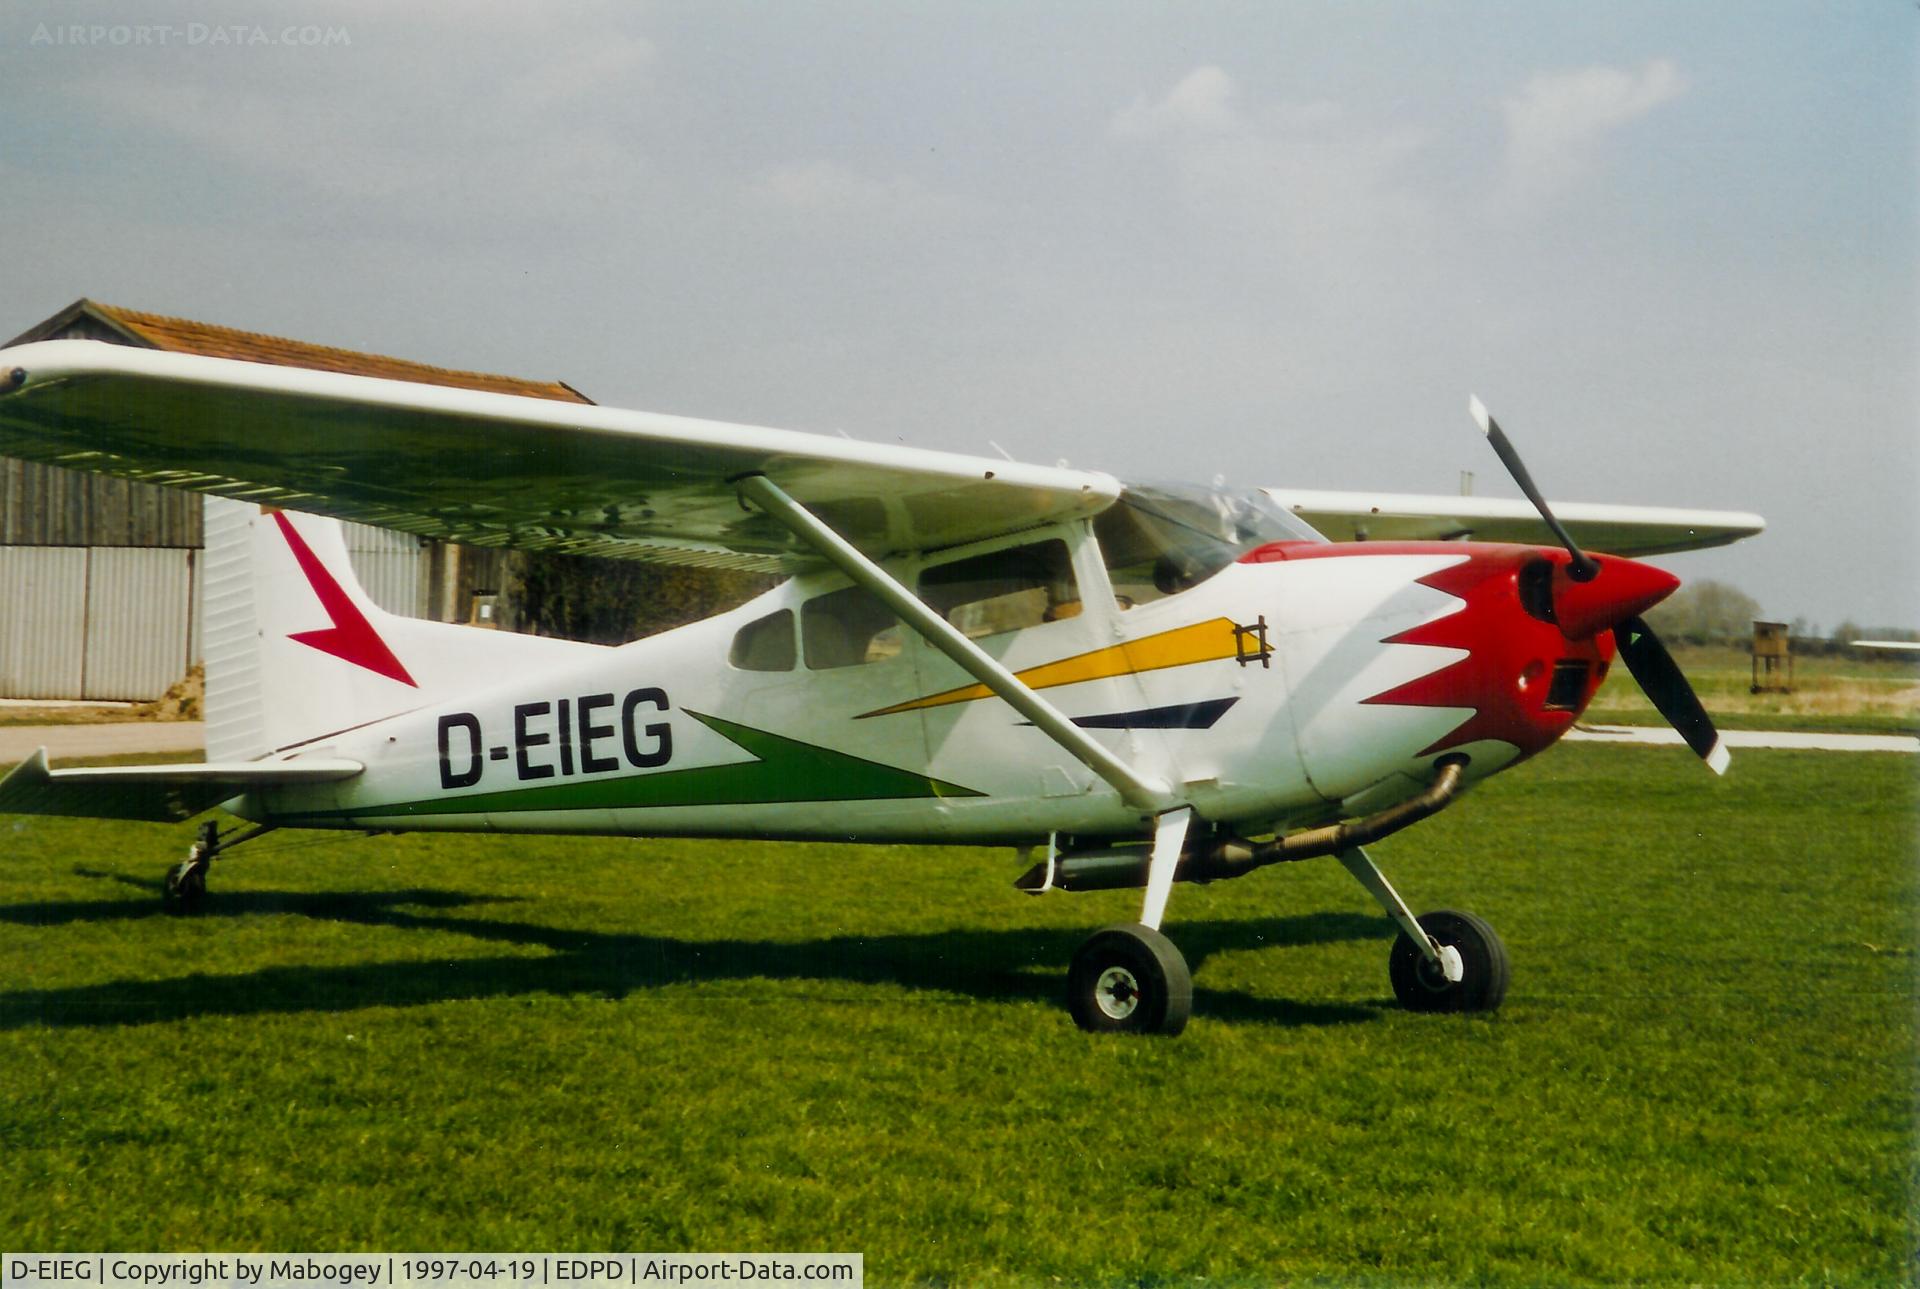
[{"xmin": 247, "ymin": 489, "xmax": 1652, "ymax": 846}]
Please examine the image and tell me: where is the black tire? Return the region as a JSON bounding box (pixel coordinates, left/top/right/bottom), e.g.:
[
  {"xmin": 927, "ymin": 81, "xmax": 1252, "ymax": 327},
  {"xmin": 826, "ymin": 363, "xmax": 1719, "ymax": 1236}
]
[
  {"xmin": 1067, "ymin": 923, "xmax": 1192, "ymax": 1036},
  {"xmin": 1389, "ymin": 909, "xmax": 1509, "ymax": 1014},
  {"xmin": 162, "ymin": 861, "xmax": 207, "ymax": 916}
]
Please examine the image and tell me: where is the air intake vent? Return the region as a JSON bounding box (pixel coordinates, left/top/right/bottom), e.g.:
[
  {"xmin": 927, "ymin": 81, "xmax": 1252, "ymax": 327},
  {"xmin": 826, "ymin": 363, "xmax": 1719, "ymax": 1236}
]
[
  {"xmin": 1518, "ymin": 560, "xmax": 1557, "ymax": 624},
  {"xmin": 1544, "ymin": 659, "xmax": 1590, "ymax": 711}
]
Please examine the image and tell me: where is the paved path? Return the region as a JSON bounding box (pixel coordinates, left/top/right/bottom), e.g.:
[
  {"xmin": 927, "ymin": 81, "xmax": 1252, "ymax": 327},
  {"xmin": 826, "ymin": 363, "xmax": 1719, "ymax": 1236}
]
[
  {"xmin": 1566, "ymin": 723, "xmax": 1919, "ymax": 754},
  {"xmin": 0, "ymin": 722, "xmax": 205, "ymax": 764}
]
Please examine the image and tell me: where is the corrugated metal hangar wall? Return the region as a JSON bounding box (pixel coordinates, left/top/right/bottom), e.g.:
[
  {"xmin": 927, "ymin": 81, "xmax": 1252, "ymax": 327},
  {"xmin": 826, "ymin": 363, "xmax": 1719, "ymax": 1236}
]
[
  {"xmin": 0, "ymin": 545, "xmax": 198, "ymax": 700},
  {"xmin": 0, "ymin": 462, "xmax": 429, "ymax": 701}
]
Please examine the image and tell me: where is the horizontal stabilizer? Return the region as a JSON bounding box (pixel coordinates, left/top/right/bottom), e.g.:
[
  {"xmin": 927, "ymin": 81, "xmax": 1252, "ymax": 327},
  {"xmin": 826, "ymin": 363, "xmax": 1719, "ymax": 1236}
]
[{"xmin": 0, "ymin": 748, "xmax": 363, "ymax": 822}]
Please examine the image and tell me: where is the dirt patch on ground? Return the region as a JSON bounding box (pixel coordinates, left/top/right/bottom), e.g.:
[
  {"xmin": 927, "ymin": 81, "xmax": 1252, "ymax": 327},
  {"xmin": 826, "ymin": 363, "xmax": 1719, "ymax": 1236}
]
[{"xmin": 135, "ymin": 665, "xmax": 204, "ymax": 721}]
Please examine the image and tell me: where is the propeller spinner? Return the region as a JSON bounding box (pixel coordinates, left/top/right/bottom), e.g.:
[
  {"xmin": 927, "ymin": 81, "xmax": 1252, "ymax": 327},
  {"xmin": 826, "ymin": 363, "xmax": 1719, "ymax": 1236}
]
[{"xmin": 1469, "ymin": 395, "xmax": 1728, "ymax": 775}]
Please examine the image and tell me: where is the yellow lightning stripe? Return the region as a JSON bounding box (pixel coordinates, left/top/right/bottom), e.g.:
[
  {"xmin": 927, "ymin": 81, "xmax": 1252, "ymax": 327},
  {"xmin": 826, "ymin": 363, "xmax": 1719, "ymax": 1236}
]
[{"xmin": 858, "ymin": 617, "xmax": 1248, "ymax": 719}]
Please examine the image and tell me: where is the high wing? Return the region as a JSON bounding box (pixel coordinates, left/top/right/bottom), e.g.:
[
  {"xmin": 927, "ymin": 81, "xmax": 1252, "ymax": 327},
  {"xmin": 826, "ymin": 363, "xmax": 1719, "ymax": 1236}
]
[
  {"xmin": 0, "ymin": 340, "xmax": 1119, "ymax": 570},
  {"xmin": 1265, "ymin": 489, "xmax": 1765, "ymax": 556}
]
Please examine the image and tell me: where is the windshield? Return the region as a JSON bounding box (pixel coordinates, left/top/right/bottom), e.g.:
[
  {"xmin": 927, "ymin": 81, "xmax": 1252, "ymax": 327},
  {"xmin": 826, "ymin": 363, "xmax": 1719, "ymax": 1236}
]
[{"xmin": 1093, "ymin": 482, "xmax": 1325, "ymax": 607}]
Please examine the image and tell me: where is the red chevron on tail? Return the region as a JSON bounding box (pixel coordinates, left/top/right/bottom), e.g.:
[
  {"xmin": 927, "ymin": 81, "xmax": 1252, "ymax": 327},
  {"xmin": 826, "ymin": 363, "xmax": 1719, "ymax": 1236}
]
[{"xmin": 271, "ymin": 511, "xmax": 418, "ymax": 687}]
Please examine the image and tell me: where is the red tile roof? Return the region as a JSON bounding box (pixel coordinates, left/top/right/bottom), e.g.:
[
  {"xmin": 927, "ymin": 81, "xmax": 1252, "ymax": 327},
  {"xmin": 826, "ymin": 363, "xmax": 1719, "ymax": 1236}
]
[{"xmin": 12, "ymin": 299, "xmax": 592, "ymax": 404}]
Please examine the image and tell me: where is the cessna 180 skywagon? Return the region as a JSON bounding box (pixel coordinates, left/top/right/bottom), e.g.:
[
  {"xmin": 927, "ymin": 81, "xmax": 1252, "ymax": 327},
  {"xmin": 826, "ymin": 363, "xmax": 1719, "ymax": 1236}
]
[{"xmin": 0, "ymin": 341, "xmax": 1763, "ymax": 1034}]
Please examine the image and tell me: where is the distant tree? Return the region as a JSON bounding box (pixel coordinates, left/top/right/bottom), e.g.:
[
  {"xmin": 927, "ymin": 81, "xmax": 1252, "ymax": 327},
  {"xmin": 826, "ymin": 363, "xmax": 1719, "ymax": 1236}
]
[
  {"xmin": 1830, "ymin": 620, "xmax": 1865, "ymax": 647},
  {"xmin": 500, "ymin": 550, "xmax": 778, "ymax": 645},
  {"xmin": 1644, "ymin": 579, "xmax": 1763, "ymax": 643}
]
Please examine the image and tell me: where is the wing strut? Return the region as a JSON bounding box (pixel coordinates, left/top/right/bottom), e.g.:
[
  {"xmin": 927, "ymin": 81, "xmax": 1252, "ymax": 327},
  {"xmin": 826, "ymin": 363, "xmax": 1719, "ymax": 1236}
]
[{"xmin": 736, "ymin": 474, "xmax": 1171, "ymax": 812}]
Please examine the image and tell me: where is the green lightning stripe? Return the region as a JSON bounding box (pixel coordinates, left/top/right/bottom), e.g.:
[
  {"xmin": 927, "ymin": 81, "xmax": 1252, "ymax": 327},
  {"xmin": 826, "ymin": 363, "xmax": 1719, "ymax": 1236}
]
[{"xmin": 274, "ymin": 711, "xmax": 983, "ymax": 822}]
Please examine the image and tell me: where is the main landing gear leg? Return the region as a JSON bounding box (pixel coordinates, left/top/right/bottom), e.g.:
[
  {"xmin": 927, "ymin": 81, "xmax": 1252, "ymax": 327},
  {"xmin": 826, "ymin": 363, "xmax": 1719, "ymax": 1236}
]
[
  {"xmin": 162, "ymin": 820, "xmax": 275, "ymax": 916},
  {"xmin": 1068, "ymin": 809, "xmax": 1194, "ymax": 1036},
  {"xmin": 1337, "ymin": 845, "xmax": 1509, "ymax": 1014}
]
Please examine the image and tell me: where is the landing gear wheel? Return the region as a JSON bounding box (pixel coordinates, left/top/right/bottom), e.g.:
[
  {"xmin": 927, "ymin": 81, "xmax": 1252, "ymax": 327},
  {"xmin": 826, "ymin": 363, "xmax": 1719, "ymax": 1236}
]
[
  {"xmin": 161, "ymin": 821, "xmax": 223, "ymax": 916},
  {"xmin": 1389, "ymin": 909, "xmax": 1508, "ymax": 1014},
  {"xmin": 1068, "ymin": 923, "xmax": 1192, "ymax": 1036},
  {"xmin": 162, "ymin": 859, "xmax": 208, "ymax": 916}
]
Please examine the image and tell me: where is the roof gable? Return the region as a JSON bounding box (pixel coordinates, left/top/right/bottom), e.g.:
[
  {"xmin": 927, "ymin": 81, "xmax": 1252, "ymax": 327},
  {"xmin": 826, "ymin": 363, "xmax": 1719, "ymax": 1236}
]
[{"xmin": 6, "ymin": 298, "xmax": 592, "ymax": 404}]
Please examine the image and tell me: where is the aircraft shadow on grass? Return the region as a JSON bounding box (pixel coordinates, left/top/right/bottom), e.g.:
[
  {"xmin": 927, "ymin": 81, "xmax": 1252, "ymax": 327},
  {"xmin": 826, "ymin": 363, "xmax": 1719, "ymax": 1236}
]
[{"xmin": 0, "ymin": 872, "xmax": 1389, "ymax": 1032}]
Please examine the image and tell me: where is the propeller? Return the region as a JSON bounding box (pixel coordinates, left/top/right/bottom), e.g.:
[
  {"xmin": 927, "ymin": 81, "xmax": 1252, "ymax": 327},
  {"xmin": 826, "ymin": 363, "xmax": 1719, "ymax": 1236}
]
[
  {"xmin": 1469, "ymin": 395, "xmax": 1599, "ymax": 580},
  {"xmin": 1614, "ymin": 615, "xmax": 1731, "ymax": 773},
  {"xmin": 1469, "ymin": 395, "xmax": 1728, "ymax": 775}
]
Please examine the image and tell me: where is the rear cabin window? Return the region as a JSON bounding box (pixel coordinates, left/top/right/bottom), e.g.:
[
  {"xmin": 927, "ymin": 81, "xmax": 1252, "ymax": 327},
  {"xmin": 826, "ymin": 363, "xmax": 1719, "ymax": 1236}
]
[
  {"xmin": 729, "ymin": 609, "xmax": 795, "ymax": 672},
  {"xmin": 919, "ymin": 539, "xmax": 1079, "ymax": 640},
  {"xmin": 802, "ymin": 585, "xmax": 904, "ymax": 669}
]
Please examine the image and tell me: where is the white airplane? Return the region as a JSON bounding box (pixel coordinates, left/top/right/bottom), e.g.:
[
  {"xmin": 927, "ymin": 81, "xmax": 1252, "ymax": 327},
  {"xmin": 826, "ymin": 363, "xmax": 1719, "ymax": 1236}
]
[{"xmin": 0, "ymin": 342, "xmax": 1763, "ymax": 1035}]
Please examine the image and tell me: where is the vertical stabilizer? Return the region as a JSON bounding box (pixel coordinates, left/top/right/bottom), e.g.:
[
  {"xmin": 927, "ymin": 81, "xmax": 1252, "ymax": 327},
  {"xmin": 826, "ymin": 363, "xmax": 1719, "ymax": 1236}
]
[{"xmin": 201, "ymin": 499, "xmax": 598, "ymax": 759}]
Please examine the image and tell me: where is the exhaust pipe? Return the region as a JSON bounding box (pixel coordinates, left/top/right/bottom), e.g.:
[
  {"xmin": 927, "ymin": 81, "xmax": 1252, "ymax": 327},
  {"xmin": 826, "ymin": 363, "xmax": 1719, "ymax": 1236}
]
[{"xmin": 1015, "ymin": 756, "xmax": 1469, "ymax": 893}]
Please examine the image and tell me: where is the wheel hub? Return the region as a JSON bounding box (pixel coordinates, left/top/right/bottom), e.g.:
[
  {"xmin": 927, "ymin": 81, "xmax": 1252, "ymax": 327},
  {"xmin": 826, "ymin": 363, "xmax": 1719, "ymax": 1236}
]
[
  {"xmin": 1414, "ymin": 953, "xmax": 1453, "ymax": 992},
  {"xmin": 1094, "ymin": 966, "xmax": 1141, "ymax": 1020}
]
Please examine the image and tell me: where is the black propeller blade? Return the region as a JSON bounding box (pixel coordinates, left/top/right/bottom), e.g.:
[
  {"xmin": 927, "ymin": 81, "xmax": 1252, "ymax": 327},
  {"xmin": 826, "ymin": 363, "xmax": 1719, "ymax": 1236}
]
[
  {"xmin": 1468, "ymin": 394, "xmax": 1727, "ymax": 774},
  {"xmin": 1615, "ymin": 615, "xmax": 1729, "ymax": 775},
  {"xmin": 1469, "ymin": 395, "xmax": 1600, "ymax": 582}
]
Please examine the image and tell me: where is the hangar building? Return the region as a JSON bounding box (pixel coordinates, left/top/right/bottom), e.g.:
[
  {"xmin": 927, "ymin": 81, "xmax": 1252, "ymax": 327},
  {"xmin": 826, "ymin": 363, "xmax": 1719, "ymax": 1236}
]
[{"xmin": 0, "ymin": 299, "xmax": 593, "ymax": 700}]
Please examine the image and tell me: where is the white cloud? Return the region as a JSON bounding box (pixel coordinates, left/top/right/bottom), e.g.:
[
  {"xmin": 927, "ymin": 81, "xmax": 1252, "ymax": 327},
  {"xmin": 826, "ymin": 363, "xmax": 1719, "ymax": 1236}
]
[
  {"xmin": 756, "ymin": 160, "xmax": 906, "ymax": 213},
  {"xmin": 1110, "ymin": 65, "xmax": 1242, "ymax": 139},
  {"xmin": 750, "ymin": 159, "xmax": 970, "ymax": 228},
  {"xmin": 1498, "ymin": 59, "xmax": 1687, "ymax": 207},
  {"xmin": 504, "ymin": 31, "xmax": 655, "ymax": 111},
  {"xmin": 1108, "ymin": 67, "xmax": 1433, "ymax": 286}
]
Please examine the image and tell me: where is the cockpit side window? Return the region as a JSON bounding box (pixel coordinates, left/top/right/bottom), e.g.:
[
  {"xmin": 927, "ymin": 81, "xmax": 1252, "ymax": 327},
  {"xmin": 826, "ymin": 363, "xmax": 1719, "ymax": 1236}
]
[
  {"xmin": 1095, "ymin": 483, "xmax": 1323, "ymax": 608},
  {"xmin": 802, "ymin": 585, "xmax": 904, "ymax": 669},
  {"xmin": 919, "ymin": 539, "xmax": 1079, "ymax": 639},
  {"xmin": 1094, "ymin": 503, "xmax": 1209, "ymax": 608}
]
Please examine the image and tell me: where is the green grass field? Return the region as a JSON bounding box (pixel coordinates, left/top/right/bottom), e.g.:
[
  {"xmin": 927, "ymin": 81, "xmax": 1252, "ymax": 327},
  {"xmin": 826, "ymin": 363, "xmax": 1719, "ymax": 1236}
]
[{"xmin": 3, "ymin": 744, "xmax": 1915, "ymax": 1284}]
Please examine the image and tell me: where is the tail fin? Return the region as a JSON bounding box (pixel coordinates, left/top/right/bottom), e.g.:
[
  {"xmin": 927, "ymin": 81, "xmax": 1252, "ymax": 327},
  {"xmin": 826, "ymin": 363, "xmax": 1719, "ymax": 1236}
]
[{"xmin": 203, "ymin": 498, "xmax": 597, "ymax": 759}]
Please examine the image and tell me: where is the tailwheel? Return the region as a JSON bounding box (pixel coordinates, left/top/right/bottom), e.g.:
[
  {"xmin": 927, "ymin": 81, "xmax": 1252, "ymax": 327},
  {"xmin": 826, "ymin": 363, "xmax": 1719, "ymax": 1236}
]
[
  {"xmin": 1068, "ymin": 923, "xmax": 1192, "ymax": 1036},
  {"xmin": 1389, "ymin": 909, "xmax": 1509, "ymax": 1014},
  {"xmin": 162, "ymin": 857, "xmax": 208, "ymax": 916},
  {"xmin": 160, "ymin": 820, "xmax": 237, "ymax": 916}
]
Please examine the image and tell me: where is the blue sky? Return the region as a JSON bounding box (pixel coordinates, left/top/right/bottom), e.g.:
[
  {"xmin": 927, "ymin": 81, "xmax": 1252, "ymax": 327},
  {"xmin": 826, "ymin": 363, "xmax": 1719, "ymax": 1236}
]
[{"xmin": 2, "ymin": 2, "xmax": 1912, "ymax": 631}]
